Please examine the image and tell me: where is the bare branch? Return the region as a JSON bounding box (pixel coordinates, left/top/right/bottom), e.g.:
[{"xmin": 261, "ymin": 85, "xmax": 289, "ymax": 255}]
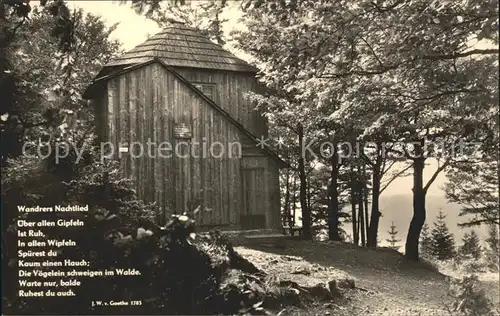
[
  {"xmin": 359, "ymin": 36, "xmax": 385, "ymax": 68},
  {"xmin": 381, "ymin": 160, "xmax": 397, "ymax": 177},
  {"xmin": 423, "ymin": 159, "xmax": 451, "ymax": 194},
  {"xmin": 423, "ymin": 49, "xmax": 499, "ymax": 60},
  {"xmin": 380, "ymin": 164, "xmax": 412, "ymax": 194},
  {"xmin": 318, "ymin": 49, "xmax": 498, "ymax": 79}
]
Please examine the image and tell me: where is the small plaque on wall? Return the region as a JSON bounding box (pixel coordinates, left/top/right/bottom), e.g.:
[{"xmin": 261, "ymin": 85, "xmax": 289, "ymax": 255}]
[{"xmin": 174, "ymin": 123, "xmax": 192, "ymax": 139}]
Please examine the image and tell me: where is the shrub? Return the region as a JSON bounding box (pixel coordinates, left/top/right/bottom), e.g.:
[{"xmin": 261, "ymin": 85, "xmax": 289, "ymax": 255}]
[
  {"xmin": 447, "ymin": 274, "xmax": 496, "ymax": 316},
  {"xmin": 484, "ymin": 225, "xmax": 499, "ymax": 273},
  {"xmin": 419, "ymin": 223, "xmax": 433, "ymax": 257},
  {"xmin": 458, "ymin": 230, "xmax": 482, "ymax": 261}
]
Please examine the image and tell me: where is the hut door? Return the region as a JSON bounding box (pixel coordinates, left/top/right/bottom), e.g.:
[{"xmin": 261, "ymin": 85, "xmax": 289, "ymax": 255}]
[{"xmin": 241, "ymin": 168, "xmax": 266, "ymax": 229}]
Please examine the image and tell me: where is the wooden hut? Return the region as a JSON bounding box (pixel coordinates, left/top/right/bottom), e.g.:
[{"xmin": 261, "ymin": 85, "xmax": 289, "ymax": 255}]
[{"xmin": 83, "ymin": 21, "xmax": 286, "ymax": 231}]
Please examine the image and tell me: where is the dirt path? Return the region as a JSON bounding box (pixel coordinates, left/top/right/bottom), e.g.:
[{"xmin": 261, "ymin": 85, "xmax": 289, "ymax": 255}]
[{"xmin": 235, "ymin": 240, "xmax": 455, "ymax": 316}]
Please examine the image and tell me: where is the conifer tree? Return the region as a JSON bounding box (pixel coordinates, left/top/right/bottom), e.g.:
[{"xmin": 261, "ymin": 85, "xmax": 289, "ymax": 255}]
[
  {"xmin": 419, "ymin": 223, "xmax": 432, "ymax": 257},
  {"xmin": 458, "ymin": 230, "xmax": 482, "ymax": 260},
  {"xmin": 386, "ymin": 221, "xmax": 401, "ymax": 250},
  {"xmin": 485, "ymin": 225, "xmax": 500, "ymax": 271},
  {"xmin": 485, "ymin": 225, "xmax": 499, "ymax": 254},
  {"xmin": 430, "ymin": 211, "xmax": 456, "ymax": 260}
]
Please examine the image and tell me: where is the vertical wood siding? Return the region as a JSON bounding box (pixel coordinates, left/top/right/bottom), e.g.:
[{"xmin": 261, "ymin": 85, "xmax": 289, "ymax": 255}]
[
  {"xmin": 268, "ymin": 159, "xmax": 282, "ymax": 229},
  {"xmin": 240, "ymin": 156, "xmax": 281, "ymax": 229},
  {"xmin": 99, "ymin": 63, "xmax": 280, "ymax": 230},
  {"xmin": 174, "ymin": 68, "xmax": 268, "ymax": 139}
]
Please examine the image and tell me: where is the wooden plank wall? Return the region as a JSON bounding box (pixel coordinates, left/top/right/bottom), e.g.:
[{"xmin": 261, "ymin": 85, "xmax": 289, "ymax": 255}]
[
  {"xmin": 268, "ymin": 159, "xmax": 282, "ymax": 229},
  {"xmin": 240, "ymin": 156, "xmax": 281, "ymax": 230},
  {"xmin": 104, "ymin": 63, "xmax": 248, "ymax": 227},
  {"xmin": 174, "ymin": 68, "xmax": 269, "ymax": 139},
  {"xmin": 99, "ymin": 63, "xmax": 281, "ymax": 230},
  {"xmin": 91, "ymin": 94, "xmax": 107, "ymax": 143}
]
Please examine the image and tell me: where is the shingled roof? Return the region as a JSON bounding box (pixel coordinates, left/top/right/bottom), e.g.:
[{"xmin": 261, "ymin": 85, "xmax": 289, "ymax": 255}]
[{"xmin": 105, "ymin": 21, "xmax": 259, "ymax": 73}]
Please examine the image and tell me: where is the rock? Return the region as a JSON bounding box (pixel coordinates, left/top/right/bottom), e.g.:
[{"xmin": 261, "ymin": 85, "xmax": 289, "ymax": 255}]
[
  {"xmin": 283, "ymin": 255, "xmax": 302, "ymax": 261},
  {"xmin": 291, "ymin": 268, "xmax": 311, "ymax": 275},
  {"xmin": 337, "ymin": 278, "xmax": 355, "ymax": 289},
  {"xmin": 304, "ymin": 283, "xmax": 332, "ymax": 301},
  {"xmin": 327, "ymin": 280, "xmax": 342, "ymax": 297},
  {"xmin": 278, "ymin": 280, "xmax": 301, "ymax": 288}
]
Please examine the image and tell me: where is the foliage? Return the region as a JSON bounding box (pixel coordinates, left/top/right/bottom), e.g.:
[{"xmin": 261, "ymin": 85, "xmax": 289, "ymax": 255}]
[
  {"xmin": 1, "ymin": 5, "xmax": 120, "ymax": 163},
  {"xmin": 234, "ymin": 0, "xmax": 498, "ymax": 258},
  {"xmin": 419, "ymin": 223, "xmax": 433, "ymax": 257},
  {"xmin": 447, "ymin": 274, "xmax": 496, "ymax": 316},
  {"xmin": 15, "ymin": 7, "xmax": 121, "ymax": 106},
  {"xmin": 147, "ymin": 0, "xmax": 229, "ymax": 45},
  {"xmin": 484, "ymin": 225, "xmax": 500, "ymax": 272},
  {"xmin": 458, "ymin": 230, "xmax": 482, "ymax": 261},
  {"xmin": 446, "ymin": 158, "xmax": 499, "ymax": 227},
  {"xmin": 1, "ymin": 0, "xmax": 73, "ymax": 162},
  {"xmin": 430, "ymin": 211, "xmax": 456, "ymax": 260},
  {"xmin": 1, "ymin": 0, "xmax": 74, "ymax": 53},
  {"xmin": 126, "ymin": 0, "xmax": 184, "ymax": 19},
  {"xmin": 235, "ymin": 0, "xmax": 359, "ymax": 241},
  {"xmin": 428, "ymin": 227, "xmax": 498, "ymax": 275}
]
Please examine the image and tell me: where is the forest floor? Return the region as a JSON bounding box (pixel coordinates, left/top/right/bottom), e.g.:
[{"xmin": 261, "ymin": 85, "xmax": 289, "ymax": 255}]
[{"xmin": 235, "ymin": 240, "xmax": 500, "ymax": 316}]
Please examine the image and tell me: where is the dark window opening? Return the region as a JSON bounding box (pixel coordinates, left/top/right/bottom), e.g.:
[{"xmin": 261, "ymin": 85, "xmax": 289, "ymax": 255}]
[{"xmin": 193, "ymin": 83, "xmax": 215, "ymax": 100}]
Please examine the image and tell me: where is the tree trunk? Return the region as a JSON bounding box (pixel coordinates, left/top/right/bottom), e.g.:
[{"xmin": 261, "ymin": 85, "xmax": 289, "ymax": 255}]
[
  {"xmin": 291, "ymin": 176, "xmax": 297, "ymax": 227},
  {"xmin": 405, "ymin": 155, "xmax": 426, "ymax": 260},
  {"xmin": 213, "ymin": 11, "xmax": 225, "ymax": 46},
  {"xmin": 350, "ymin": 184, "xmax": 358, "ymax": 244},
  {"xmin": 367, "ymin": 159, "xmax": 381, "ymax": 248},
  {"xmin": 359, "ymin": 174, "xmax": 366, "ymax": 247},
  {"xmin": 363, "ymin": 174, "xmax": 370, "ymax": 242},
  {"xmin": 283, "ymin": 169, "xmax": 291, "ymax": 233},
  {"xmin": 327, "ymin": 150, "xmax": 342, "ymax": 241},
  {"xmin": 350, "ymin": 165, "xmax": 358, "ymax": 244},
  {"xmin": 307, "ymin": 177, "xmax": 312, "ymax": 212},
  {"xmin": 298, "ymin": 126, "xmax": 312, "ymax": 239}
]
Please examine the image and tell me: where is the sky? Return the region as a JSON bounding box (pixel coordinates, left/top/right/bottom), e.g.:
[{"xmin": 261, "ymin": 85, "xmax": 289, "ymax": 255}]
[
  {"xmin": 67, "ymin": 1, "xmax": 161, "ymax": 50},
  {"xmin": 60, "ymin": 1, "xmax": 481, "ymax": 243}
]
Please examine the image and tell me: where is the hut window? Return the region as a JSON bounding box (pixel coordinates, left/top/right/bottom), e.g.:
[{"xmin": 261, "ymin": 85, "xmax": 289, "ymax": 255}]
[{"xmin": 193, "ymin": 83, "xmax": 215, "ymax": 100}]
